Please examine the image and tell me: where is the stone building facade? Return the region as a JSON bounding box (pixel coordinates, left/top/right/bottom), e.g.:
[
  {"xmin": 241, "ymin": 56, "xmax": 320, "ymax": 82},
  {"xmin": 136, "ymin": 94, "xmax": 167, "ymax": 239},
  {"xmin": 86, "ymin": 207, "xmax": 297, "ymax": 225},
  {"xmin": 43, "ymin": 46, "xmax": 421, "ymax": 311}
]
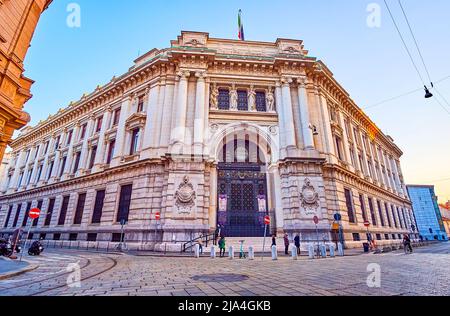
[
  {"xmin": 0, "ymin": 0, "xmax": 52, "ymax": 161},
  {"xmin": 0, "ymin": 31, "xmax": 415, "ymax": 249}
]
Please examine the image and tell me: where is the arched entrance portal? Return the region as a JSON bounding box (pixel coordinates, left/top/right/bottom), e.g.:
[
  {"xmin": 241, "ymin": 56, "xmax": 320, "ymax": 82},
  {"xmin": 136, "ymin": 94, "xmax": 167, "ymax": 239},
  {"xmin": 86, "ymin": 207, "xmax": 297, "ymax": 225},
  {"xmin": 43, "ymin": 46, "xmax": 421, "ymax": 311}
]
[{"xmin": 216, "ymin": 135, "xmax": 271, "ymax": 237}]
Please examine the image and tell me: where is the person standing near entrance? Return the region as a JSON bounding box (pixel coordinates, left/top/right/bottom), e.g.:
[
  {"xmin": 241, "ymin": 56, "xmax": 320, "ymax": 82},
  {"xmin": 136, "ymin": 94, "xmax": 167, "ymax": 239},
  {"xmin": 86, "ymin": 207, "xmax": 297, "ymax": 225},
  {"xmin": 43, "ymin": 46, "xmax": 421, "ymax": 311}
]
[
  {"xmin": 294, "ymin": 233, "xmax": 301, "ymax": 255},
  {"xmin": 198, "ymin": 234, "xmax": 204, "ymax": 255},
  {"xmin": 271, "ymin": 234, "xmax": 277, "ymax": 247},
  {"xmin": 218, "ymin": 236, "xmax": 226, "ymax": 257},
  {"xmin": 283, "ymin": 233, "xmax": 290, "ymax": 255}
]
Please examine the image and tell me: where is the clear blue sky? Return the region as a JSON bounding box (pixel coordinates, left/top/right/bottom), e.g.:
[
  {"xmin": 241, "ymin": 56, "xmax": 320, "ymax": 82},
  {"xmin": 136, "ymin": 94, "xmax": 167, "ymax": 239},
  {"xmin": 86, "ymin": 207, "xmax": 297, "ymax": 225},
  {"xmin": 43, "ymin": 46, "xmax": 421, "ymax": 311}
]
[{"xmin": 22, "ymin": 0, "xmax": 450, "ymax": 202}]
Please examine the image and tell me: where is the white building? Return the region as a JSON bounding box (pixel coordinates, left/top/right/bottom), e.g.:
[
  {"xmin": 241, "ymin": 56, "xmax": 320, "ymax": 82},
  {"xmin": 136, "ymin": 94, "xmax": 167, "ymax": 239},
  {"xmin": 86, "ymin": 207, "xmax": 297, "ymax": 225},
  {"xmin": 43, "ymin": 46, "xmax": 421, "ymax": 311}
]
[{"xmin": 0, "ymin": 32, "xmax": 414, "ymax": 250}]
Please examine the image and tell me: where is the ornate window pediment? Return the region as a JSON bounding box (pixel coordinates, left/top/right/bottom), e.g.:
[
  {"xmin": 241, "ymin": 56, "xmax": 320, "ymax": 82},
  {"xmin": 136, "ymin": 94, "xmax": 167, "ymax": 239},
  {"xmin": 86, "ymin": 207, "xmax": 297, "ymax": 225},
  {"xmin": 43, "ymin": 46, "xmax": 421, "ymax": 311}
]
[{"xmin": 125, "ymin": 113, "xmax": 146, "ymax": 131}]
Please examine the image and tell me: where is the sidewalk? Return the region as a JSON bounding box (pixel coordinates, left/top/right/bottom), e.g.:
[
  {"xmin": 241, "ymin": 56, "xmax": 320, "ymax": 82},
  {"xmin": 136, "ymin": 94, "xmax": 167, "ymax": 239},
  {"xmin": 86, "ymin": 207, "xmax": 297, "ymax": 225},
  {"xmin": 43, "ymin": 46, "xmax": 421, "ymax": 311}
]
[{"xmin": 0, "ymin": 257, "xmax": 38, "ymax": 280}]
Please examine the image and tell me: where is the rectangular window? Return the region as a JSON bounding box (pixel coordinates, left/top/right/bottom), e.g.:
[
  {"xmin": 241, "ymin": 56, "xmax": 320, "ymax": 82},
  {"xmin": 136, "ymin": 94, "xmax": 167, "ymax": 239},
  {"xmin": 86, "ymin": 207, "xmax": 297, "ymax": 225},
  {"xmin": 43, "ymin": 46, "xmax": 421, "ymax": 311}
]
[
  {"xmin": 397, "ymin": 207, "xmax": 404, "ymax": 229},
  {"xmin": 218, "ymin": 89, "xmax": 230, "ymax": 110},
  {"xmin": 22, "ymin": 202, "xmax": 32, "ymax": 227},
  {"xmin": 359, "ymin": 194, "xmax": 368, "ymax": 222},
  {"xmin": 92, "ymin": 190, "xmax": 106, "ymax": 224},
  {"xmin": 69, "ymin": 233, "xmax": 78, "ymax": 241},
  {"xmin": 88, "ymin": 146, "xmax": 97, "ymax": 169},
  {"xmin": 391, "ymin": 205, "xmax": 398, "ymax": 228},
  {"xmin": 47, "ymin": 161, "xmax": 54, "ymax": 180},
  {"xmin": 80, "ymin": 124, "xmax": 87, "ymax": 141},
  {"xmin": 137, "ymin": 96, "xmax": 145, "ymax": 113},
  {"xmin": 353, "ymin": 128, "xmax": 360, "ymax": 145},
  {"xmin": 113, "ymin": 108, "xmax": 121, "ymax": 126},
  {"xmin": 130, "ymin": 129, "xmax": 140, "ymax": 155},
  {"xmin": 112, "ymin": 233, "xmax": 124, "ymax": 243},
  {"xmin": 59, "ymin": 157, "xmax": 67, "ymax": 178},
  {"xmin": 352, "ymin": 233, "xmax": 361, "ymax": 241},
  {"xmin": 384, "ymin": 203, "xmax": 392, "ymax": 228},
  {"xmin": 106, "ymin": 140, "xmax": 115, "ymax": 164},
  {"xmin": 4, "ymin": 205, "xmax": 13, "ymax": 228},
  {"xmin": 237, "ymin": 90, "xmax": 248, "ymax": 111},
  {"xmin": 25, "ymin": 150, "xmax": 30, "ymax": 162},
  {"xmin": 73, "ymin": 152, "xmax": 81, "ymax": 174},
  {"xmin": 368, "ymin": 197, "xmax": 377, "ymax": 226},
  {"xmin": 32, "ymin": 200, "xmax": 43, "ymax": 227},
  {"xmin": 255, "ymin": 91, "xmax": 267, "ymax": 112},
  {"xmin": 17, "ymin": 172, "xmax": 24, "ymax": 187},
  {"xmin": 54, "ymin": 136, "xmax": 61, "ymax": 151},
  {"xmin": 392, "ymin": 234, "xmax": 397, "ymax": 240},
  {"xmin": 66, "ymin": 130, "xmax": 73, "ymax": 145},
  {"xmin": 116, "ymin": 184, "xmax": 133, "ymax": 223},
  {"xmin": 53, "ymin": 233, "xmax": 61, "ymax": 241},
  {"xmin": 96, "ymin": 116, "xmax": 103, "ymax": 133},
  {"xmin": 36, "ymin": 164, "xmax": 43, "ymax": 182},
  {"xmin": 87, "ymin": 233, "xmax": 97, "ymax": 242},
  {"xmin": 385, "ymin": 234, "xmax": 390, "ymax": 240},
  {"xmin": 73, "ymin": 193, "xmax": 87, "ymax": 225},
  {"xmin": 39, "ymin": 233, "xmax": 46, "ymax": 240},
  {"xmin": 26, "ymin": 168, "xmax": 33, "ymax": 185},
  {"xmin": 44, "ymin": 198, "xmax": 55, "ymax": 226},
  {"xmin": 376, "ymin": 234, "xmax": 382, "ymax": 241},
  {"xmin": 12, "ymin": 204, "xmax": 22, "ymax": 228},
  {"xmin": 344, "ymin": 189, "xmax": 356, "ymax": 223},
  {"xmin": 44, "ymin": 141, "xmax": 49, "ymax": 154},
  {"xmin": 335, "ymin": 136, "xmax": 344, "ymax": 161},
  {"xmin": 377, "ymin": 200, "xmax": 385, "ymax": 227},
  {"xmin": 58, "ymin": 196, "xmax": 70, "ymax": 226},
  {"xmin": 401, "ymin": 209, "xmax": 409, "ymax": 230}
]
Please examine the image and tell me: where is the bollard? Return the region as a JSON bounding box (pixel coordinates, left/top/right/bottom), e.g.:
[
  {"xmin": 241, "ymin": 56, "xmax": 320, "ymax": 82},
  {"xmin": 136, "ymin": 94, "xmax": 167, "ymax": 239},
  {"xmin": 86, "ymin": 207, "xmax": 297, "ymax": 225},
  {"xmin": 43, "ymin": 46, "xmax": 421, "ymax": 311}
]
[
  {"xmin": 291, "ymin": 245, "xmax": 298, "ymax": 260},
  {"xmin": 308, "ymin": 244, "xmax": 315, "ymax": 259},
  {"xmin": 320, "ymin": 245, "xmax": 327, "ymax": 258},
  {"xmin": 210, "ymin": 245, "xmax": 216, "ymax": 259},
  {"xmin": 337, "ymin": 242, "xmax": 344, "ymax": 257},
  {"xmin": 194, "ymin": 244, "xmax": 200, "ymax": 258},
  {"xmin": 329, "ymin": 244, "xmax": 336, "ymax": 258},
  {"xmin": 228, "ymin": 246, "xmax": 234, "ymax": 259},
  {"xmin": 248, "ymin": 246, "xmax": 255, "ymax": 260},
  {"xmin": 271, "ymin": 245, "xmax": 278, "ymax": 261}
]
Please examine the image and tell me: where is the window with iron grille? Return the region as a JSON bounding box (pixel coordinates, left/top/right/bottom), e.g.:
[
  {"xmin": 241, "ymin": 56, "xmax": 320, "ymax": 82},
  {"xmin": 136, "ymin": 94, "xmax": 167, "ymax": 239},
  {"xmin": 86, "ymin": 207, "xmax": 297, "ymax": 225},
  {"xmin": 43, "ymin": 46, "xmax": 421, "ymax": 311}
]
[
  {"xmin": 368, "ymin": 197, "xmax": 377, "ymax": 226},
  {"xmin": 218, "ymin": 89, "xmax": 230, "ymax": 110},
  {"xmin": 58, "ymin": 196, "xmax": 70, "ymax": 226},
  {"xmin": 359, "ymin": 194, "xmax": 368, "ymax": 222},
  {"xmin": 344, "ymin": 189, "xmax": 356, "ymax": 223},
  {"xmin": 255, "ymin": 91, "xmax": 266, "ymax": 112},
  {"xmin": 69, "ymin": 233, "xmax": 78, "ymax": 241},
  {"xmin": 73, "ymin": 193, "xmax": 87, "ymax": 225},
  {"xmin": 44, "ymin": 199, "xmax": 55, "ymax": 226},
  {"xmin": 116, "ymin": 184, "xmax": 132, "ymax": 223},
  {"xmin": 377, "ymin": 200, "xmax": 385, "ymax": 227},
  {"xmin": 391, "ymin": 205, "xmax": 398, "ymax": 228},
  {"xmin": 384, "ymin": 202, "xmax": 392, "ymax": 227},
  {"xmin": 87, "ymin": 233, "xmax": 97, "ymax": 242},
  {"xmin": 237, "ymin": 90, "xmax": 248, "ymax": 111},
  {"xmin": 92, "ymin": 190, "xmax": 106, "ymax": 224}
]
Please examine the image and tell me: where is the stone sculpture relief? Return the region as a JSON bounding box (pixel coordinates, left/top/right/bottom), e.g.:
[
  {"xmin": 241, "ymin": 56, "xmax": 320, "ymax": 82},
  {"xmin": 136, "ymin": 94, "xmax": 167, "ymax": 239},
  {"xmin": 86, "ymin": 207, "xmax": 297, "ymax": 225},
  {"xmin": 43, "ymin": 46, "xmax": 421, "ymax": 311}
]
[
  {"xmin": 248, "ymin": 86, "xmax": 256, "ymax": 112},
  {"xmin": 299, "ymin": 178, "xmax": 320, "ymax": 215},
  {"xmin": 266, "ymin": 87, "xmax": 275, "ymax": 112},
  {"xmin": 210, "ymin": 83, "xmax": 219, "ymax": 110},
  {"xmin": 230, "ymin": 85, "xmax": 238, "ymax": 111},
  {"xmin": 175, "ymin": 176, "xmax": 197, "ymax": 214}
]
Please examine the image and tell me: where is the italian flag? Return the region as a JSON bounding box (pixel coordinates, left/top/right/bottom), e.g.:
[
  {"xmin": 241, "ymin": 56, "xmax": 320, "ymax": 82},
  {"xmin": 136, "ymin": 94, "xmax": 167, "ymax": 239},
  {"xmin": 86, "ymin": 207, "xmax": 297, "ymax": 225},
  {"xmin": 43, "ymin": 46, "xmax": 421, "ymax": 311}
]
[{"xmin": 238, "ymin": 9, "xmax": 245, "ymax": 41}]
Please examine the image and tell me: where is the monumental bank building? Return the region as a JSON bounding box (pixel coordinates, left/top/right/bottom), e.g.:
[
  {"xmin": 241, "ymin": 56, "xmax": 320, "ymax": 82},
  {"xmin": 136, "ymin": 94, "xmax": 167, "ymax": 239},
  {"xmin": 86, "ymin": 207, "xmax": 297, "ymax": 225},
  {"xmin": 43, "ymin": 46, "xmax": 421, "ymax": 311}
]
[{"xmin": 0, "ymin": 32, "xmax": 416, "ymax": 250}]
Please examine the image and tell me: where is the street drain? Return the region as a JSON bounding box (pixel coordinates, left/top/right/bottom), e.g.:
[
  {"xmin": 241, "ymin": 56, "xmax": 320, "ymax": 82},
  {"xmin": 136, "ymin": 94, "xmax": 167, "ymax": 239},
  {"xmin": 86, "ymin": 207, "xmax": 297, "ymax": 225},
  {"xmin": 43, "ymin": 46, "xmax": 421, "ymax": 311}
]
[{"xmin": 192, "ymin": 274, "xmax": 249, "ymax": 283}]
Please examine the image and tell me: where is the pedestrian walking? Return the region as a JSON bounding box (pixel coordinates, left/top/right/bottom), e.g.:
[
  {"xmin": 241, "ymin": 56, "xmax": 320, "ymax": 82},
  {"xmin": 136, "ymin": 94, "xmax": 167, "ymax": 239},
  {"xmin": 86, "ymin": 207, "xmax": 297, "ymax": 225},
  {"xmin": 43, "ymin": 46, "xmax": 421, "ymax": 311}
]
[
  {"xmin": 198, "ymin": 234, "xmax": 204, "ymax": 255},
  {"xmin": 218, "ymin": 236, "xmax": 226, "ymax": 257},
  {"xmin": 294, "ymin": 233, "xmax": 301, "ymax": 255},
  {"xmin": 283, "ymin": 233, "xmax": 290, "ymax": 255}
]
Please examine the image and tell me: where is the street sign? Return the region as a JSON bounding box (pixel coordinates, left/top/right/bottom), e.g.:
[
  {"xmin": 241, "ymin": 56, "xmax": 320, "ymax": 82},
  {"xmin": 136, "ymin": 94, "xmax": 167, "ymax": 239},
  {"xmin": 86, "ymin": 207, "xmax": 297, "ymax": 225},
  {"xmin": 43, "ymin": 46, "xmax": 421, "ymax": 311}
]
[
  {"xmin": 264, "ymin": 215, "xmax": 271, "ymax": 226},
  {"xmin": 155, "ymin": 212, "xmax": 161, "ymax": 221},
  {"xmin": 364, "ymin": 221, "xmax": 371, "ymax": 228},
  {"xmin": 313, "ymin": 216, "xmax": 319, "ymax": 225},
  {"xmin": 29, "ymin": 208, "xmax": 41, "ymax": 219},
  {"xmin": 334, "ymin": 213, "xmax": 342, "ymax": 221}
]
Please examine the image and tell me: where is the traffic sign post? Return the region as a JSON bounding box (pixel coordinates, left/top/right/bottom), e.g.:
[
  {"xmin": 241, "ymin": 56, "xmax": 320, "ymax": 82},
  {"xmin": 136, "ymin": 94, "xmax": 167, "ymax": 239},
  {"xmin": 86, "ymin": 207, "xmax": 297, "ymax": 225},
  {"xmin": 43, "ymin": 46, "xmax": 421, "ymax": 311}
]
[
  {"xmin": 262, "ymin": 215, "xmax": 270, "ymax": 260},
  {"xmin": 20, "ymin": 208, "xmax": 41, "ymax": 261},
  {"xmin": 154, "ymin": 212, "xmax": 161, "ymax": 243}
]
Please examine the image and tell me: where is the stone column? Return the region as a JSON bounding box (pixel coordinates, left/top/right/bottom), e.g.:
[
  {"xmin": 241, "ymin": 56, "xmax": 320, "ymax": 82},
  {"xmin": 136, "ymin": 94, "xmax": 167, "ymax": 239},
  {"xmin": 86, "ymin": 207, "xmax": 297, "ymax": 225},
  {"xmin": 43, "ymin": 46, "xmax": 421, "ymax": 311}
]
[
  {"xmin": 270, "ymin": 165, "xmax": 284, "ymax": 233},
  {"xmin": 9, "ymin": 150, "xmax": 25, "ymax": 190},
  {"xmin": 93, "ymin": 108, "xmax": 112, "ymax": 172},
  {"xmin": 170, "ymin": 71, "xmax": 190, "ymax": 147},
  {"xmin": 141, "ymin": 85, "xmax": 160, "ymax": 159},
  {"xmin": 29, "ymin": 142, "xmax": 43, "ymax": 187},
  {"xmin": 152, "ymin": 82, "xmax": 166, "ymax": 149},
  {"xmin": 159, "ymin": 82, "xmax": 175, "ymax": 153},
  {"xmin": 21, "ymin": 147, "xmax": 35, "ymax": 189},
  {"xmin": 337, "ymin": 110, "xmax": 352, "ymax": 165},
  {"xmin": 111, "ymin": 96, "xmax": 133, "ymax": 165},
  {"xmin": 78, "ymin": 116, "xmax": 95, "ymax": 174},
  {"xmin": 38, "ymin": 137, "xmax": 54, "ymax": 185},
  {"xmin": 63, "ymin": 124, "xmax": 79, "ymax": 177},
  {"xmin": 1, "ymin": 153, "xmax": 15, "ymax": 192},
  {"xmin": 318, "ymin": 92, "xmax": 336, "ymax": 158},
  {"xmin": 280, "ymin": 77, "xmax": 296, "ymax": 151},
  {"xmin": 275, "ymin": 81, "xmax": 286, "ymax": 155},
  {"xmin": 297, "ymin": 77, "xmax": 315, "ymax": 150},
  {"xmin": 359, "ymin": 131, "xmax": 369, "ymax": 177},
  {"xmin": 194, "ymin": 71, "xmax": 206, "ymax": 156}
]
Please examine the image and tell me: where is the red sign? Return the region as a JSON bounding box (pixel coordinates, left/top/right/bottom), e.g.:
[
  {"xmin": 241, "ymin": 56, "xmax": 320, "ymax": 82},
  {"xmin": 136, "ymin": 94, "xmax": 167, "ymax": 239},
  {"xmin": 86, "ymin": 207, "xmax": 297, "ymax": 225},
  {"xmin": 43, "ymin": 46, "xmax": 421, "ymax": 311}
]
[
  {"xmin": 364, "ymin": 221, "xmax": 371, "ymax": 228},
  {"xmin": 155, "ymin": 212, "xmax": 161, "ymax": 221},
  {"xmin": 264, "ymin": 216, "xmax": 270, "ymax": 225},
  {"xmin": 313, "ymin": 216, "xmax": 319, "ymax": 225},
  {"xmin": 29, "ymin": 208, "xmax": 41, "ymax": 219}
]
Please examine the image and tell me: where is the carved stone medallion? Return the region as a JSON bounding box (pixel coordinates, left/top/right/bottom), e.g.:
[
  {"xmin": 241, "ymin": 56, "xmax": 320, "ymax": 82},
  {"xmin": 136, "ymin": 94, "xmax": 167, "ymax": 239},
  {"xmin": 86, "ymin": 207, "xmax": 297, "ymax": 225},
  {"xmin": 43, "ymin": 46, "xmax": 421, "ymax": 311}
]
[
  {"xmin": 175, "ymin": 176, "xmax": 196, "ymax": 214},
  {"xmin": 299, "ymin": 178, "xmax": 319, "ymax": 215}
]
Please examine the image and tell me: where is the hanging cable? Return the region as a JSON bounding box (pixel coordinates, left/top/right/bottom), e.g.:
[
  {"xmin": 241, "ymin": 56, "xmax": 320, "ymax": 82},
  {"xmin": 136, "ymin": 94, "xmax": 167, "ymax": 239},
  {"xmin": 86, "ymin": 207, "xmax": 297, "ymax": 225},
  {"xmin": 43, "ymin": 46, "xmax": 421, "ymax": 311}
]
[
  {"xmin": 433, "ymin": 94, "xmax": 450, "ymax": 116},
  {"xmin": 398, "ymin": 0, "xmax": 434, "ymax": 87},
  {"xmin": 433, "ymin": 87, "xmax": 450, "ymax": 109},
  {"xmin": 383, "ymin": 0, "xmax": 426, "ymax": 86}
]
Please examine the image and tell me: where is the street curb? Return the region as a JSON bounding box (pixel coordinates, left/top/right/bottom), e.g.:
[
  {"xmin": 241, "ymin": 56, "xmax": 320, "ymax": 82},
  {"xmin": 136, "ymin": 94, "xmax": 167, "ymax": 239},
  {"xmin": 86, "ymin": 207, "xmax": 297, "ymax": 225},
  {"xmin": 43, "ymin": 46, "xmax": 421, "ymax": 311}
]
[{"xmin": 0, "ymin": 262, "xmax": 39, "ymax": 281}]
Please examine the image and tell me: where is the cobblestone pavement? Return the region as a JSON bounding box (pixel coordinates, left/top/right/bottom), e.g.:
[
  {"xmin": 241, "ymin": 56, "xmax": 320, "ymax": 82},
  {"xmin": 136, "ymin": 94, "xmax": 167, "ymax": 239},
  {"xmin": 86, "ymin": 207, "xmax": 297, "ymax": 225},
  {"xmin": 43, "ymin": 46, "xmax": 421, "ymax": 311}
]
[{"xmin": 0, "ymin": 243, "xmax": 449, "ymax": 296}]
